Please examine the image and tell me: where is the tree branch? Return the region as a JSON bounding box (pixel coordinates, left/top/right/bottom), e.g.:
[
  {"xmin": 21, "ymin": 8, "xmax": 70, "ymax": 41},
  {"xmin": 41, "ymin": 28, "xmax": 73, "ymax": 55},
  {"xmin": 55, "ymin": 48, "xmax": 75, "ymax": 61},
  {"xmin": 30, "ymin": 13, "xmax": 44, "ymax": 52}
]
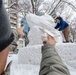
[
  {"xmin": 6, "ymin": 2, "xmax": 16, "ymax": 9},
  {"xmin": 49, "ymin": 0, "xmax": 62, "ymax": 15},
  {"xmin": 62, "ymin": 0, "xmax": 76, "ymax": 12}
]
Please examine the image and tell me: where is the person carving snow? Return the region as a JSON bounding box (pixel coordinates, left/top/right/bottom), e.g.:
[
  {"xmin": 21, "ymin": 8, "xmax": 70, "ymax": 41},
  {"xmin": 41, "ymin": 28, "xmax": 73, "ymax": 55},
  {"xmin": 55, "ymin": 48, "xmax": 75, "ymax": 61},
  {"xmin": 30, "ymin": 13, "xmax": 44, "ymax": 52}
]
[{"xmin": 55, "ymin": 17, "xmax": 70, "ymax": 42}]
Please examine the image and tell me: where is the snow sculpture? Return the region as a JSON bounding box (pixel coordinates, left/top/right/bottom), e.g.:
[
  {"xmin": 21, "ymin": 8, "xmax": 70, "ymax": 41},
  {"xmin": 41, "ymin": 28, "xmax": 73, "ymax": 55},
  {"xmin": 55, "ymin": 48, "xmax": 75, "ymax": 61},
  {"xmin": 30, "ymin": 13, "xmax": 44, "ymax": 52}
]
[{"xmin": 26, "ymin": 13, "xmax": 63, "ymax": 44}]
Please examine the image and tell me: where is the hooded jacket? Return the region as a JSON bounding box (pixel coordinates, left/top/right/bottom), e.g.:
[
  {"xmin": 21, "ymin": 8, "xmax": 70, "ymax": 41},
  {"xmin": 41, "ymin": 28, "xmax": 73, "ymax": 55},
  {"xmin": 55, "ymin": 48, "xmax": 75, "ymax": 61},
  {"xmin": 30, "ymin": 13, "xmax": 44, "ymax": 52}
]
[{"xmin": 55, "ymin": 18, "xmax": 69, "ymax": 31}]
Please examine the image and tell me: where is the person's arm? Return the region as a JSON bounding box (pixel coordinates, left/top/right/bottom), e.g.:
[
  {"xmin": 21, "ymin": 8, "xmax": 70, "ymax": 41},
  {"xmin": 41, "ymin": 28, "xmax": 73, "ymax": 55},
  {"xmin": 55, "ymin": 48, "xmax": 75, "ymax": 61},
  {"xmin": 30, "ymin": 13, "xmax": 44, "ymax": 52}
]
[
  {"xmin": 39, "ymin": 36, "xmax": 70, "ymax": 75},
  {"xmin": 17, "ymin": 26, "xmax": 25, "ymax": 37},
  {"xmin": 0, "ymin": 47, "xmax": 9, "ymax": 75},
  {"xmin": 59, "ymin": 25, "xmax": 64, "ymax": 31},
  {"xmin": 55, "ymin": 23, "xmax": 60, "ymax": 29}
]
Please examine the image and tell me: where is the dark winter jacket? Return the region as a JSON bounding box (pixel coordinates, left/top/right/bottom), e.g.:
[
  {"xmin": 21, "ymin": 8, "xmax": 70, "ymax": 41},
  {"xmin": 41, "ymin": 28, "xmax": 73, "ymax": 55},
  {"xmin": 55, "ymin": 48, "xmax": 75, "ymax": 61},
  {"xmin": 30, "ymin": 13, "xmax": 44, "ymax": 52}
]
[
  {"xmin": 55, "ymin": 18, "xmax": 69, "ymax": 31},
  {"xmin": 39, "ymin": 44, "xmax": 70, "ymax": 75}
]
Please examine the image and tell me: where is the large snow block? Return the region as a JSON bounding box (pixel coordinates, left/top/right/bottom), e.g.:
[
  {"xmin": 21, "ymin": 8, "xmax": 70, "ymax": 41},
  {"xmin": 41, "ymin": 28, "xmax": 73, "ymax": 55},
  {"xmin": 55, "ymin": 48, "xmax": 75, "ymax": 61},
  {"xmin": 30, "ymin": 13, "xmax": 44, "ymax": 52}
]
[
  {"xmin": 11, "ymin": 64, "xmax": 40, "ymax": 75},
  {"xmin": 56, "ymin": 43, "xmax": 76, "ymax": 69},
  {"xmin": 56, "ymin": 43, "xmax": 76, "ymax": 62},
  {"xmin": 18, "ymin": 45, "xmax": 42, "ymax": 65},
  {"xmin": 18, "ymin": 43, "xmax": 76, "ymax": 67}
]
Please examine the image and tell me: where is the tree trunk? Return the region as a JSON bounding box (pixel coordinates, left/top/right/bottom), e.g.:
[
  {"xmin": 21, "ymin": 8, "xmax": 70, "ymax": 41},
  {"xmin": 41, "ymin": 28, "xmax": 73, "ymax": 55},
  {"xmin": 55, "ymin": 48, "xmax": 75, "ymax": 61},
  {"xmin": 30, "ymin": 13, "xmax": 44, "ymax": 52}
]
[{"xmin": 31, "ymin": 0, "xmax": 35, "ymax": 13}]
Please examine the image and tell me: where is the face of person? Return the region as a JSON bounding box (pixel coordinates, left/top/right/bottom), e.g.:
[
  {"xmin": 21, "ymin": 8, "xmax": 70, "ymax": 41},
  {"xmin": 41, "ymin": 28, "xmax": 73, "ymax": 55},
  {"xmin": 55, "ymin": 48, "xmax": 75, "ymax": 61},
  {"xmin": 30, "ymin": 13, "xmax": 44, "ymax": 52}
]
[{"xmin": 56, "ymin": 19, "xmax": 60, "ymax": 23}]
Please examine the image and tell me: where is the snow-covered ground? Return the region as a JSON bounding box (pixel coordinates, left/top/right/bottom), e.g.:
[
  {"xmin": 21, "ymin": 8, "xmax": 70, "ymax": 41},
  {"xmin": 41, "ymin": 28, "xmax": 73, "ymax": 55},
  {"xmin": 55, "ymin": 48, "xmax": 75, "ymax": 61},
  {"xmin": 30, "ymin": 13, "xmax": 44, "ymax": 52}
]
[{"xmin": 7, "ymin": 43, "xmax": 76, "ymax": 75}]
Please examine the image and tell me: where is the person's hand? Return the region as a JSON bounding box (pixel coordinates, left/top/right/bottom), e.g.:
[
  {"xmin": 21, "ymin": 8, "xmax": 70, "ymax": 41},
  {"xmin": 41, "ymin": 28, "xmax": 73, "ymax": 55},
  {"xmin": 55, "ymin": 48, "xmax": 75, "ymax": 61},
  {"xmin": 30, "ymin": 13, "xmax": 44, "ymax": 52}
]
[
  {"xmin": 43, "ymin": 35, "xmax": 56, "ymax": 46},
  {"xmin": 17, "ymin": 26, "xmax": 25, "ymax": 37},
  {"xmin": 47, "ymin": 36, "xmax": 56, "ymax": 46}
]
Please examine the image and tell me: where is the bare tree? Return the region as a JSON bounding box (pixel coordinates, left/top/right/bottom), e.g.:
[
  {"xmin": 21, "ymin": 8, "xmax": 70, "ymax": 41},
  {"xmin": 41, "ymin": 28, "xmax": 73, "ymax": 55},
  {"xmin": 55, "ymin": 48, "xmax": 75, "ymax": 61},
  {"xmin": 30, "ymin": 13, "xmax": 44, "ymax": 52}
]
[
  {"xmin": 31, "ymin": 0, "xmax": 44, "ymax": 14},
  {"xmin": 49, "ymin": 0, "xmax": 62, "ymax": 14},
  {"xmin": 47, "ymin": 0, "xmax": 76, "ymax": 18},
  {"xmin": 62, "ymin": 0, "xmax": 76, "ymax": 12},
  {"xmin": 18, "ymin": 0, "xmax": 32, "ymax": 16},
  {"xmin": 15, "ymin": 0, "xmax": 44, "ymax": 16}
]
